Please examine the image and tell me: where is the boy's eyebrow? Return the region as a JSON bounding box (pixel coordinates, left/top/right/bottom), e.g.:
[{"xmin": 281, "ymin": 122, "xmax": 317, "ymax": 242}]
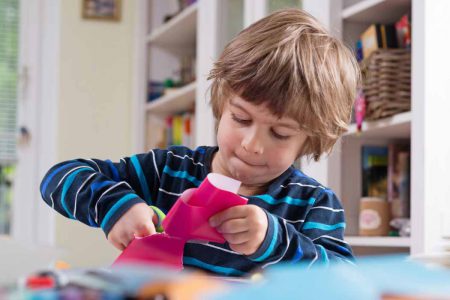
[
  {"xmin": 230, "ymin": 99, "xmax": 300, "ymax": 130},
  {"xmin": 229, "ymin": 99, "xmax": 250, "ymax": 115}
]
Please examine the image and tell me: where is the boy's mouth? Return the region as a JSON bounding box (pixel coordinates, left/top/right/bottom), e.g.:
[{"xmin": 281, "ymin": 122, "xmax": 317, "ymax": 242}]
[{"xmin": 235, "ymin": 153, "xmax": 265, "ymax": 167}]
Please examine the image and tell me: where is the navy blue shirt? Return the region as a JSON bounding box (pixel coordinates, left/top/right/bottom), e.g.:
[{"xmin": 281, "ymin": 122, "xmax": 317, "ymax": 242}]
[{"xmin": 40, "ymin": 145, "xmax": 354, "ymax": 276}]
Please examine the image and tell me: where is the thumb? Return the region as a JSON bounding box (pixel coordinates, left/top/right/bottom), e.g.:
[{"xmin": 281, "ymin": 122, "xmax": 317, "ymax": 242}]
[{"xmin": 134, "ymin": 221, "xmax": 156, "ymax": 237}]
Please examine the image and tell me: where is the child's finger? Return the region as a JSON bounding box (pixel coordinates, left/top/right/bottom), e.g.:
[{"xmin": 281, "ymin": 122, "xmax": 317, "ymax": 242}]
[
  {"xmin": 216, "ymin": 219, "xmax": 248, "ymax": 234},
  {"xmin": 134, "ymin": 221, "xmax": 156, "ymax": 237},
  {"xmin": 209, "ymin": 206, "xmax": 248, "ymax": 227},
  {"xmin": 120, "ymin": 231, "xmax": 135, "ymax": 248},
  {"xmin": 110, "ymin": 238, "xmax": 125, "ymax": 251}
]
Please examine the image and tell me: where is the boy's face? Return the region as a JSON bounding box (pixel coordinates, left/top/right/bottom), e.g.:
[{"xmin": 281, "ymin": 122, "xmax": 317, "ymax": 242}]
[{"xmin": 213, "ymin": 96, "xmax": 307, "ymax": 190}]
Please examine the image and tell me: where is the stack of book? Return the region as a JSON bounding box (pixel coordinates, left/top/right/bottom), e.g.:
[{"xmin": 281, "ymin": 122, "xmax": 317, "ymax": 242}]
[
  {"xmin": 356, "ymin": 14, "xmax": 411, "ymax": 62},
  {"xmin": 148, "ymin": 112, "xmax": 195, "ymax": 150}
]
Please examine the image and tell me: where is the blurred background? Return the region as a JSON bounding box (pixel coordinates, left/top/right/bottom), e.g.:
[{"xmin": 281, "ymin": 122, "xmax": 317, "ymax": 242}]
[{"xmin": 0, "ymin": 0, "xmax": 449, "ymax": 277}]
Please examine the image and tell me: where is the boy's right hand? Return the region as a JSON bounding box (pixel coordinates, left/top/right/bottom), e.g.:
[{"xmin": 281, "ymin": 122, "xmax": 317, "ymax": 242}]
[{"xmin": 107, "ymin": 203, "xmax": 157, "ymax": 250}]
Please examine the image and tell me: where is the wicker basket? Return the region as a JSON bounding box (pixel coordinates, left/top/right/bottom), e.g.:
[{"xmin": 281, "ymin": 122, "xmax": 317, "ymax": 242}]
[{"xmin": 360, "ymin": 49, "xmax": 411, "ymax": 120}]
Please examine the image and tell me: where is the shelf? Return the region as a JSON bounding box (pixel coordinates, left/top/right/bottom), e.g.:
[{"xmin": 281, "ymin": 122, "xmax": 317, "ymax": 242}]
[
  {"xmin": 342, "ymin": 0, "xmax": 411, "ymax": 23},
  {"xmin": 345, "ymin": 111, "xmax": 411, "ymax": 139},
  {"xmin": 146, "ymin": 3, "xmax": 197, "ymax": 53},
  {"xmin": 346, "ymin": 236, "xmax": 411, "ymax": 247},
  {"xmin": 146, "ymin": 81, "xmax": 196, "ymax": 116}
]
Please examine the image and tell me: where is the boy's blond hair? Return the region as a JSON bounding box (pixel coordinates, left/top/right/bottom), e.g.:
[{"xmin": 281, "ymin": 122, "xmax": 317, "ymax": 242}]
[{"xmin": 208, "ymin": 9, "xmax": 360, "ymax": 161}]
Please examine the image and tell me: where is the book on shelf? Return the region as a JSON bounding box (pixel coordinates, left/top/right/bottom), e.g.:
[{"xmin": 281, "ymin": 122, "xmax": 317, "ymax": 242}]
[
  {"xmin": 182, "ymin": 113, "xmax": 193, "ymax": 147},
  {"xmin": 360, "ymin": 24, "xmax": 398, "ymax": 59},
  {"xmin": 164, "ymin": 113, "xmax": 195, "ymax": 149},
  {"xmin": 165, "ymin": 116, "xmax": 173, "ymax": 146},
  {"xmin": 172, "ymin": 115, "xmax": 183, "ymax": 145},
  {"xmin": 361, "ymin": 145, "xmax": 388, "ymax": 199},
  {"xmin": 358, "ymin": 13, "xmax": 411, "ymax": 61},
  {"xmin": 387, "ymin": 143, "xmax": 410, "ymax": 218},
  {"xmin": 146, "ymin": 112, "xmax": 195, "ymax": 150}
]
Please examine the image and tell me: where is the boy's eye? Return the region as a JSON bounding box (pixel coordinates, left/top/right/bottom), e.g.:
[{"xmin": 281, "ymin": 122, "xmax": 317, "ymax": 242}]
[
  {"xmin": 231, "ymin": 114, "xmax": 251, "ymax": 125},
  {"xmin": 271, "ymin": 130, "xmax": 290, "ymax": 140}
]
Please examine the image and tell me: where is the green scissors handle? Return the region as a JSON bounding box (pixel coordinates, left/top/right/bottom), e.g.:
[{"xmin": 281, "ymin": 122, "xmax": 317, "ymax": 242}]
[{"xmin": 150, "ymin": 205, "xmax": 166, "ymax": 233}]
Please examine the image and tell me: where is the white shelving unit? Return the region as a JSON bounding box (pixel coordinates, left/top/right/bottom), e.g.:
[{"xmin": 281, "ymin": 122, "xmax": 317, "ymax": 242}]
[
  {"xmin": 301, "ymin": 0, "xmax": 450, "ymax": 257},
  {"xmin": 137, "ymin": 1, "xmax": 202, "ymax": 150},
  {"xmin": 339, "ymin": 0, "xmax": 413, "ymax": 255},
  {"xmin": 134, "ymin": 0, "xmax": 450, "ymax": 257},
  {"xmin": 345, "ymin": 111, "xmax": 411, "ymax": 139},
  {"xmin": 145, "ymin": 81, "xmax": 196, "ymax": 116},
  {"xmin": 146, "ymin": 2, "xmax": 198, "ymax": 52},
  {"xmin": 342, "ymin": 0, "xmax": 410, "ymax": 23},
  {"xmin": 134, "ymin": 0, "xmax": 246, "ymax": 151}
]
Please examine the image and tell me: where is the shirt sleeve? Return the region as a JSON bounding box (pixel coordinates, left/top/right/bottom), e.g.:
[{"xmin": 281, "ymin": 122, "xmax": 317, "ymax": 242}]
[
  {"xmin": 39, "ymin": 149, "xmax": 168, "ymax": 236},
  {"xmin": 246, "ymin": 189, "xmax": 354, "ymax": 267}
]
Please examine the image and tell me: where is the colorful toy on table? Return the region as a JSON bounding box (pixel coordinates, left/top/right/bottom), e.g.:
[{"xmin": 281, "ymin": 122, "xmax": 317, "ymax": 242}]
[{"xmin": 112, "ymin": 173, "xmax": 248, "ymax": 270}]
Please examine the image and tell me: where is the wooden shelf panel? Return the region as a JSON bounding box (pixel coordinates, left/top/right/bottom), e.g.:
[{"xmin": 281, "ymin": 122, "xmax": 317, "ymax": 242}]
[
  {"xmin": 147, "ymin": 3, "xmax": 197, "ymax": 52},
  {"xmin": 346, "ymin": 236, "xmax": 411, "ymax": 247},
  {"xmin": 146, "ymin": 81, "xmax": 196, "ymax": 116},
  {"xmin": 345, "ymin": 111, "xmax": 411, "ymax": 139},
  {"xmin": 343, "ymin": 0, "xmax": 411, "ymax": 23}
]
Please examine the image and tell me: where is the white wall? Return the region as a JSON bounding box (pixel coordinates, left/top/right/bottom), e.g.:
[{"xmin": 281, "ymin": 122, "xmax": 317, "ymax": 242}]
[{"xmin": 55, "ymin": 0, "xmax": 136, "ymax": 267}]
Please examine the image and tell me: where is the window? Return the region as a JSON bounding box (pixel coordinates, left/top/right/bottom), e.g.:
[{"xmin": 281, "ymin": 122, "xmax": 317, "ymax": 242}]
[{"xmin": 0, "ymin": 0, "xmax": 19, "ymax": 235}]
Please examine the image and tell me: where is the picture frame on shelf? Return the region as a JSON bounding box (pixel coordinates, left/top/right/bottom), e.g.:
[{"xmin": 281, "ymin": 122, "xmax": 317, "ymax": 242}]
[{"xmin": 82, "ymin": 0, "xmax": 121, "ymax": 22}]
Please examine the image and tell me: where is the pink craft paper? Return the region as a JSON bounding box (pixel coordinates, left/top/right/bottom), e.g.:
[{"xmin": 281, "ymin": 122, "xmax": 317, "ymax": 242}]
[
  {"xmin": 113, "ymin": 233, "xmax": 185, "ymax": 270},
  {"xmin": 163, "ymin": 174, "xmax": 248, "ymax": 243},
  {"xmin": 112, "ymin": 173, "xmax": 248, "ymax": 268}
]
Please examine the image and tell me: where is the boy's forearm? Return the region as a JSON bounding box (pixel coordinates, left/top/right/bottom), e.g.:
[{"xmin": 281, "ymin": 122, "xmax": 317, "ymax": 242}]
[
  {"xmin": 247, "ymin": 211, "xmax": 354, "ymax": 267},
  {"xmin": 39, "ymin": 158, "xmax": 146, "ymax": 234}
]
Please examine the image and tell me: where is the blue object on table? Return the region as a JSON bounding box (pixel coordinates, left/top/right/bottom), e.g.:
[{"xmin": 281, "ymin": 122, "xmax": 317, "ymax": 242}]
[{"xmin": 212, "ymin": 255, "xmax": 450, "ymax": 300}]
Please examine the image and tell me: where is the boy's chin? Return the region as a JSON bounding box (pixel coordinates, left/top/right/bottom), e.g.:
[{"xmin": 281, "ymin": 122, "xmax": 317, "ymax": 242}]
[{"xmin": 231, "ymin": 169, "xmax": 265, "ymax": 186}]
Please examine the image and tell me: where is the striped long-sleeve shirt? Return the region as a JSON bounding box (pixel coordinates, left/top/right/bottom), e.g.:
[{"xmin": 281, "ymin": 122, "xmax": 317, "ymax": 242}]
[{"xmin": 40, "ymin": 145, "xmax": 354, "ymax": 276}]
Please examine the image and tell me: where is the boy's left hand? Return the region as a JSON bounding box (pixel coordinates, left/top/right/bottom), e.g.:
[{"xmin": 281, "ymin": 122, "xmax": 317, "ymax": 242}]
[{"xmin": 209, "ymin": 205, "xmax": 268, "ymax": 256}]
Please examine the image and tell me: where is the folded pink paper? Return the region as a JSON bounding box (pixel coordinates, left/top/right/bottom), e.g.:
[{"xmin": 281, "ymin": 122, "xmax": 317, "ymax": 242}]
[{"xmin": 113, "ymin": 173, "xmax": 248, "ymax": 270}]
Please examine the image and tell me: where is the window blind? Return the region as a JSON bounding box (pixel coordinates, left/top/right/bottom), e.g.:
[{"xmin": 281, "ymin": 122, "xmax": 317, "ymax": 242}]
[{"xmin": 0, "ymin": 0, "xmax": 19, "ymax": 164}]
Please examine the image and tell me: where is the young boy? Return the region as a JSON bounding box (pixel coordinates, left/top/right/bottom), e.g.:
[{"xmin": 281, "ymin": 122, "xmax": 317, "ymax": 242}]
[{"xmin": 40, "ymin": 9, "xmax": 359, "ymax": 276}]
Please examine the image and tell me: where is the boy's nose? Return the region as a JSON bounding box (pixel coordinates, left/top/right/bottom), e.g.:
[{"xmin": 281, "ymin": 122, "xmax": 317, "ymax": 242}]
[{"xmin": 241, "ymin": 131, "xmax": 264, "ymax": 155}]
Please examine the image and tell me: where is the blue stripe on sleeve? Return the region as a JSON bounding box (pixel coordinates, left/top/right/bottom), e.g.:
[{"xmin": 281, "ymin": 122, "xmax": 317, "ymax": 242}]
[
  {"xmin": 40, "ymin": 162, "xmax": 78, "ymax": 196},
  {"xmin": 254, "ymin": 194, "xmax": 315, "ymax": 206},
  {"xmin": 90, "ymin": 180, "xmax": 115, "ymax": 194},
  {"xmin": 106, "ymin": 159, "xmax": 120, "ymax": 182},
  {"xmin": 183, "ymin": 257, "xmax": 245, "ymax": 276},
  {"xmin": 252, "ymin": 213, "xmax": 279, "ymax": 262},
  {"xmin": 130, "ymin": 155, "xmax": 151, "ymax": 203},
  {"xmin": 303, "ymin": 222, "xmax": 346, "ymax": 231},
  {"xmin": 61, "ymin": 167, "xmax": 93, "ymax": 219},
  {"xmin": 162, "ymin": 166, "xmax": 202, "ymax": 186},
  {"xmin": 100, "ymin": 194, "xmax": 138, "ymax": 230}
]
